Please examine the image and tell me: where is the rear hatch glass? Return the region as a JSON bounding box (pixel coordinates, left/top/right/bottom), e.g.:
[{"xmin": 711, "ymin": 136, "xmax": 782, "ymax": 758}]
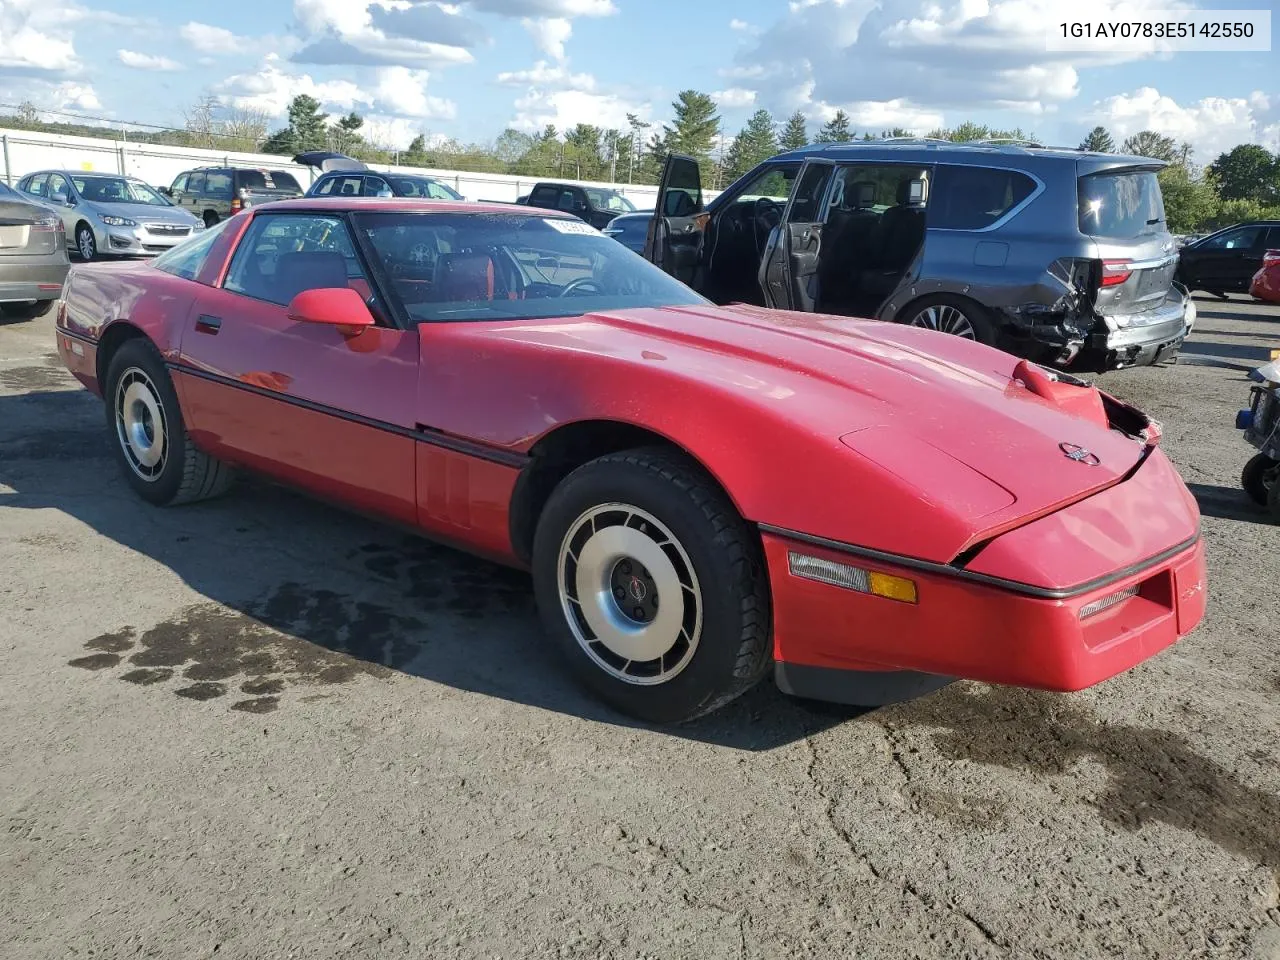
[
  {"xmin": 1078, "ymin": 168, "xmax": 1177, "ymax": 317},
  {"xmin": 238, "ymin": 170, "xmax": 303, "ymax": 195}
]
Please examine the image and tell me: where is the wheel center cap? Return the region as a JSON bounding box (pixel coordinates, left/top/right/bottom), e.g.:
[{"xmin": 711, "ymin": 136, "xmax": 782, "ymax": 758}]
[{"xmin": 627, "ymin": 577, "xmax": 647, "ymax": 602}]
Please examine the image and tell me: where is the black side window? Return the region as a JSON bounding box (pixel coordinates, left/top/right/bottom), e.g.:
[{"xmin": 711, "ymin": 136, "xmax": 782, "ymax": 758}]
[
  {"xmin": 789, "ymin": 163, "xmax": 834, "ymax": 222},
  {"xmin": 1265, "ymin": 227, "xmax": 1280, "ymax": 251},
  {"xmin": 930, "ymin": 166, "xmax": 1037, "ymax": 231},
  {"xmin": 188, "ymin": 173, "xmax": 206, "ymax": 195},
  {"xmin": 223, "ymin": 214, "xmax": 366, "ymax": 306},
  {"xmin": 529, "ymin": 186, "xmax": 557, "ymax": 207},
  {"xmin": 1201, "ymin": 225, "xmax": 1263, "ymax": 251}
]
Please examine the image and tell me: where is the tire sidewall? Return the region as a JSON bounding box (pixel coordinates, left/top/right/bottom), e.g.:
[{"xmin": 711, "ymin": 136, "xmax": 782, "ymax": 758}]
[
  {"xmin": 531, "ymin": 456, "xmax": 762, "ymax": 724},
  {"xmin": 104, "ymin": 340, "xmax": 189, "ymax": 505},
  {"xmin": 1242, "ymin": 453, "xmax": 1276, "ymax": 508},
  {"xmin": 902, "ymin": 294, "xmax": 996, "ymax": 345}
]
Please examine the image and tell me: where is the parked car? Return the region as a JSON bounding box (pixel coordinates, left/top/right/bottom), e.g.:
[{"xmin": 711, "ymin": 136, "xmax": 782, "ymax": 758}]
[
  {"xmin": 55, "ymin": 196, "xmax": 1206, "ymax": 722},
  {"xmin": 1250, "ymin": 248, "xmax": 1280, "ymax": 304},
  {"xmin": 644, "ymin": 142, "xmax": 1190, "ymax": 370},
  {"xmin": 163, "ymin": 167, "xmax": 305, "ymax": 226},
  {"xmin": 294, "ymin": 151, "xmax": 465, "ymax": 201},
  {"xmin": 517, "ymin": 182, "xmax": 638, "ymax": 230},
  {"xmin": 16, "ymin": 170, "xmax": 204, "ymax": 262},
  {"xmin": 0, "ymin": 179, "xmax": 69, "ymax": 319},
  {"xmin": 601, "ymin": 211, "xmax": 653, "ymax": 254},
  {"xmin": 1176, "ymin": 220, "xmax": 1280, "ymax": 298}
]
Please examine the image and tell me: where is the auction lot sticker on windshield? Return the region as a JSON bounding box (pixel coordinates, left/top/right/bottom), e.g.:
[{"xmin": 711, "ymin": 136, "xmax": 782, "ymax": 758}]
[
  {"xmin": 1046, "ymin": 9, "xmax": 1270, "ymax": 51},
  {"xmin": 544, "ymin": 219, "xmax": 603, "ymax": 236}
]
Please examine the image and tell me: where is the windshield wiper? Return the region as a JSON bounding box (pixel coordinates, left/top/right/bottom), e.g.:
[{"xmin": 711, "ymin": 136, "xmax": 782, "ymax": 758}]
[{"xmin": 1146, "ymin": 217, "xmax": 1165, "ymax": 225}]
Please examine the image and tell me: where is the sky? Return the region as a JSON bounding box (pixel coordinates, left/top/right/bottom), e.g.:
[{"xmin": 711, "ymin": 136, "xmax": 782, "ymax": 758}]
[{"xmin": 0, "ymin": 0, "xmax": 1277, "ymax": 168}]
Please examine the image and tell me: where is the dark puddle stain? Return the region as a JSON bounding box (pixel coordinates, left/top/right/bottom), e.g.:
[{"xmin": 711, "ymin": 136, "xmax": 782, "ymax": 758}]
[
  {"xmin": 120, "ymin": 668, "xmax": 173, "ymax": 686},
  {"xmin": 68, "ymin": 581, "xmax": 425, "ymax": 712},
  {"xmin": 68, "ymin": 653, "xmax": 121, "ymax": 671},
  {"xmin": 176, "ymin": 682, "xmax": 227, "ymax": 702},
  {"xmin": 86, "ymin": 628, "xmax": 136, "ymax": 654},
  {"xmin": 0, "ymin": 361, "xmax": 72, "ymax": 392},
  {"xmin": 880, "ymin": 685, "xmax": 1280, "ymax": 868},
  {"xmin": 231, "ymin": 697, "xmax": 279, "ymax": 714},
  {"xmin": 357, "ymin": 536, "xmax": 533, "ymax": 621}
]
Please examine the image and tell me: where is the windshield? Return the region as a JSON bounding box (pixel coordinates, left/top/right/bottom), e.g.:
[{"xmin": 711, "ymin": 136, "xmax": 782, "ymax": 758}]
[
  {"xmin": 354, "ymin": 211, "xmax": 704, "ymax": 323},
  {"xmin": 1077, "ymin": 170, "xmax": 1166, "ymax": 239},
  {"xmin": 584, "ymin": 189, "xmax": 636, "ymax": 213},
  {"xmin": 391, "ymin": 176, "xmax": 463, "ymax": 200},
  {"xmin": 72, "ymin": 176, "xmax": 170, "ymax": 206}
]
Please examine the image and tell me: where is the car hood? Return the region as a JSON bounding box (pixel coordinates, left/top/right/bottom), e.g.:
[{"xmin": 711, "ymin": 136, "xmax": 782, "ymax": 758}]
[
  {"xmin": 501, "ymin": 303, "xmax": 1152, "ymax": 557},
  {"xmin": 85, "ymin": 200, "xmax": 199, "ymax": 225}
]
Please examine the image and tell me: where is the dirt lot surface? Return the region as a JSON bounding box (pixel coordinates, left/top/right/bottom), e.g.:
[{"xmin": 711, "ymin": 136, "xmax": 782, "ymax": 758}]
[{"xmin": 2, "ymin": 295, "xmax": 1279, "ymax": 960}]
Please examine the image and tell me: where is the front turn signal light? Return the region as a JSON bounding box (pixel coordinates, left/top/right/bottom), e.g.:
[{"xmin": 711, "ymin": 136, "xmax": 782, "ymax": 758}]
[{"xmin": 788, "ymin": 553, "xmax": 918, "ymax": 604}]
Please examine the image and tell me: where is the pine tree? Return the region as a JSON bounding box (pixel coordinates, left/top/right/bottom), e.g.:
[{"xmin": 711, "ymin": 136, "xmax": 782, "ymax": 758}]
[
  {"xmin": 815, "ymin": 110, "xmax": 852, "ymax": 143},
  {"xmin": 287, "ymin": 95, "xmax": 329, "ymax": 152},
  {"xmin": 1079, "ymin": 126, "xmax": 1115, "ymax": 153},
  {"xmin": 1121, "ymin": 130, "xmax": 1178, "ymax": 162},
  {"xmin": 724, "ymin": 109, "xmax": 779, "ymax": 181},
  {"xmin": 779, "ymin": 111, "xmax": 808, "ymax": 151},
  {"xmin": 659, "ymin": 90, "xmax": 721, "ymax": 180}
]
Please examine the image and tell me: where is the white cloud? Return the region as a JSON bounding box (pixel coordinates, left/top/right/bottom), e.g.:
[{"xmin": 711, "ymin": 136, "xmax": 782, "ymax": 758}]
[
  {"xmin": 117, "ymin": 49, "xmax": 181, "ymax": 71},
  {"xmin": 179, "ymin": 22, "xmax": 242, "ymax": 55},
  {"xmin": 373, "ymin": 66, "xmax": 456, "ymax": 119},
  {"xmin": 0, "ymin": 0, "xmax": 79, "ymax": 73},
  {"xmin": 496, "ymin": 60, "xmax": 595, "ymax": 91},
  {"xmin": 468, "ymin": 0, "xmax": 615, "ymax": 15},
  {"xmin": 50, "ymin": 81, "xmax": 100, "ymax": 111},
  {"xmin": 219, "ymin": 57, "xmax": 368, "ymax": 116},
  {"xmin": 729, "ymin": 0, "xmax": 1203, "ymax": 122},
  {"xmin": 713, "ymin": 88, "xmax": 757, "ymax": 109},
  {"xmin": 1088, "ymin": 87, "xmax": 1280, "ymax": 164},
  {"xmin": 511, "ymin": 88, "xmax": 648, "ymax": 133},
  {"xmin": 361, "ymin": 115, "xmax": 431, "ymax": 151},
  {"xmin": 523, "ymin": 16, "xmax": 572, "ymax": 61},
  {"xmin": 289, "ymin": 0, "xmax": 475, "ymax": 67}
]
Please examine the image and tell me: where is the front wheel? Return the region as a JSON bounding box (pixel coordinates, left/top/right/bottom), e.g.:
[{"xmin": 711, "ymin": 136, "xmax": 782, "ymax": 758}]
[
  {"xmin": 531, "ymin": 448, "xmax": 771, "ymax": 724},
  {"xmin": 903, "ymin": 295, "xmax": 995, "ymax": 344},
  {"xmin": 76, "ymin": 224, "xmax": 97, "ymax": 262},
  {"xmin": 104, "ymin": 338, "xmax": 234, "ymax": 505},
  {"xmin": 1242, "ymin": 453, "xmax": 1278, "ymax": 507}
]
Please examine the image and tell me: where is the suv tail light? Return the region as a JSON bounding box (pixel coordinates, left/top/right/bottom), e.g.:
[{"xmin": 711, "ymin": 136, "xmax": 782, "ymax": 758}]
[{"xmin": 1100, "ymin": 259, "xmax": 1133, "ymax": 287}]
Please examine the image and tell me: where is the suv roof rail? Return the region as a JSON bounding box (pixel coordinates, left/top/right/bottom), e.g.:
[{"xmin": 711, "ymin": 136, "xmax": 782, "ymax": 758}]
[
  {"xmin": 973, "ymin": 138, "xmax": 1045, "ymax": 148},
  {"xmin": 872, "ymin": 137, "xmax": 953, "ymax": 145}
]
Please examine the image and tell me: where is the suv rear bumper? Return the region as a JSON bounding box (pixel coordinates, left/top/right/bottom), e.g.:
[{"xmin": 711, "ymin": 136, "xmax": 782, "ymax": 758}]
[{"xmin": 1087, "ymin": 293, "xmax": 1189, "ymax": 369}]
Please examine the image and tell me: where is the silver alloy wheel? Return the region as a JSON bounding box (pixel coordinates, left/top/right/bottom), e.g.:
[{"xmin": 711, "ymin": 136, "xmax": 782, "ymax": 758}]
[
  {"xmin": 557, "ymin": 503, "xmax": 703, "ymax": 686},
  {"xmin": 113, "ymin": 366, "xmax": 168, "ymax": 481},
  {"xmin": 908, "ymin": 303, "xmax": 977, "ymax": 340},
  {"xmin": 78, "ymin": 227, "xmax": 95, "ymax": 261}
]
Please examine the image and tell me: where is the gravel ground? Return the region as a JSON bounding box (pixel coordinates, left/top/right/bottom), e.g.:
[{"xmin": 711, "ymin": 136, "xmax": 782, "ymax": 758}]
[{"xmin": 1, "ymin": 295, "xmax": 1279, "ymax": 960}]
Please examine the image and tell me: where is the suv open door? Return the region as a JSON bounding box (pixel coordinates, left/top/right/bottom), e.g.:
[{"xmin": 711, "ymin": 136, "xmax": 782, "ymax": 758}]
[
  {"xmin": 760, "ymin": 158, "xmax": 835, "ymax": 311},
  {"xmin": 645, "ymin": 154, "xmax": 705, "ymax": 286},
  {"xmin": 293, "ymin": 152, "xmax": 369, "ymax": 174}
]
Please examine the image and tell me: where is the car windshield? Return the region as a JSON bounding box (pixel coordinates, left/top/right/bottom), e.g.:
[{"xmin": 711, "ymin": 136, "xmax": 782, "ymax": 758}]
[
  {"xmin": 1077, "ymin": 170, "xmax": 1166, "ymax": 239},
  {"xmin": 391, "ymin": 176, "xmax": 463, "ymax": 200},
  {"xmin": 72, "ymin": 176, "xmax": 170, "ymax": 206},
  {"xmin": 584, "ymin": 189, "xmax": 636, "ymax": 213},
  {"xmin": 354, "ymin": 211, "xmax": 705, "ymax": 323}
]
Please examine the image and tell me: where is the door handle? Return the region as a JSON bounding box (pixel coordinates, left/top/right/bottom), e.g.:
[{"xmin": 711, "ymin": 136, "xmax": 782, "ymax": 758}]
[{"xmin": 195, "ymin": 314, "xmax": 222, "ymax": 334}]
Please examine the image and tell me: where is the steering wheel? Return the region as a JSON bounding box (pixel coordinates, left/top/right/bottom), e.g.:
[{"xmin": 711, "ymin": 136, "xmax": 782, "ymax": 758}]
[
  {"xmin": 559, "ymin": 277, "xmax": 604, "ymax": 297},
  {"xmin": 752, "ymin": 197, "xmax": 783, "ymax": 255}
]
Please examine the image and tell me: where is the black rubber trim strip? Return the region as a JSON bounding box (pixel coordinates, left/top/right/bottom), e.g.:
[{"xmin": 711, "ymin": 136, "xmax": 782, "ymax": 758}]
[
  {"xmin": 167, "ymin": 362, "xmax": 529, "ymax": 469},
  {"xmin": 57, "ymin": 327, "xmax": 97, "ymax": 347},
  {"xmin": 758, "ymin": 522, "xmax": 1201, "ymax": 600}
]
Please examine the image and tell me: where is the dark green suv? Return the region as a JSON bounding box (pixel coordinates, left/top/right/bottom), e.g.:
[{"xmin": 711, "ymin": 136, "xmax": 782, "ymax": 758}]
[{"xmin": 163, "ymin": 167, "xmax": 305, "ymax": 226}]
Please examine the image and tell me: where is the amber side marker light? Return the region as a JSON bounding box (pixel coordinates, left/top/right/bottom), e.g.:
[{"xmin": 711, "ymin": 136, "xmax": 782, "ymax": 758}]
[{"xmin": 787, "ymin": 552, "xmax": 918, "ymax": 604}]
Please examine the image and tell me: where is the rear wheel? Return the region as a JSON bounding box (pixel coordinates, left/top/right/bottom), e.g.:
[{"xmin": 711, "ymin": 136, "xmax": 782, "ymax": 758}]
[
  {"xmin": 903, "ymin": 295, "xmax": 995, "ymax": 345},
  {"xmin": 0, "ymin": 299, "xmax": 56, "ymax": 321},
  {"xmin": 531, "ymin": 447, "xmax": 771, "ymax": 724},
  {"xmin": 104, "ymin": 338, "xmax": 234, "ymax": 506},
  {"xmin": 1242, "ymin": 453, "xmax": 1278, "ymax": 507}
]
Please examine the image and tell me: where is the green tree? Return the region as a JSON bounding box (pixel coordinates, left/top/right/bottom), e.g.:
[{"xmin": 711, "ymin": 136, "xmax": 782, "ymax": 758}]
[
  {"xmin": 1157, "ymin": 166, "xmax": 1220, "ymax": 233},
  {"xmin": 658, "ymin": 90, "xmax": 721, "ymax": 179},
  {"xmin": 1079, "ymin": 126, "xmax": 1115, "ymax": 152},
  {"xmin": 724, "ymin": 109, "xmax": 778, "ymax": 181},
  {"xmin": 493, "ymin": 129, "xmax": 533, "ymax": 166},
  {"xmin": 779, "ymin": 111, "xmax": 808, "ymax": 151},
  {"xmin": 330, "ymin": 111, "xmax": 364, "ymax": 153},
  {"xmin": 1207, "ymin": 144, "xmax": 1278, "ymax": 203},
  {"xmin": 564, "ymin": 123, "xmax": 604, "ymax": 180},
  {"xmin": 816, "ymin": 110, "xmax": 853, "ymax": 143},
  {"xmin": 288, "ymin": 94, "xmax": 330, "ymax": 152},
  {"xmin": 402, "ymin": 133, "xmax": 429, "ymax": 166},
  {"xmin": 1120, "ymin": 130, "xmax": 1178, "ymax": 162}
]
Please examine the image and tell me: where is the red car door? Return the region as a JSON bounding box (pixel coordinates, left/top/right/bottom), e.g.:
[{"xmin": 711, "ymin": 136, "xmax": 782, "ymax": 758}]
[{"xmin": 174, "ymin": 210, "xmax": 419, "ymax": 525}]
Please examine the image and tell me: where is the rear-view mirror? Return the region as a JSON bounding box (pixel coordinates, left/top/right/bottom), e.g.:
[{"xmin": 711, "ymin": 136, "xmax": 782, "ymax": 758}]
[{"xmin": 286, "ymin": 287, "xmax": 375, "ymax": 337}]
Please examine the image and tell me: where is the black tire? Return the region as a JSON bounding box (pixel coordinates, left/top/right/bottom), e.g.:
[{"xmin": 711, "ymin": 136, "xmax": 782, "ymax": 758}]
[
  {"xmin": 104, "ymin": 338, "xmax": 234, "ymax": 506},
  {"xmin": 0, "ymin": 299, "xmax": 57, "ymax": 321},
  {"xmin": 1243, "ymin": 453, "xmax": 1278, "ymax": 507},
  {"xmin": 1269, "ymin": 472, "xmax": 1280, "ymax": 524},
  {"xmin": 900, "ymin": 294, "xmax": 996, "ymax": 345},
  {"xmin": 531, "ymin": 447, "xmax": 771, "ymax": 724},
  {"xmin": 75, "ymin": 224, "xmax": 97, "ymax": 262},
  {"xmin": 203, "ymin": 211, "xmax": 220, "ymax": 228}
]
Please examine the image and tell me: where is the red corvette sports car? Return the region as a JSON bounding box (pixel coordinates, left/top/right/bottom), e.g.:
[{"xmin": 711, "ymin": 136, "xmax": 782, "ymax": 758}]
[
  {"xmin": 1250, "ymin": 249, "xmax": 1280, "ymax": 304},
  {"xmin": 54, "ymin": 198, "xmax": 1208, "ymax": 723}
]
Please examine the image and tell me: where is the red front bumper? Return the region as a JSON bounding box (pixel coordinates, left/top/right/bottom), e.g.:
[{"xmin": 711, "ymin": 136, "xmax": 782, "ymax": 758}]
[{"xmin": 764, "ymin": 450, "xmax": 1207, "ymax": 697}]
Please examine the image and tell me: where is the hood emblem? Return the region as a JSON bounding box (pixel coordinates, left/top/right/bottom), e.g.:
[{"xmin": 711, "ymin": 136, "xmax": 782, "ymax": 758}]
[{"xmin": 1060, "ymin": 442, "xmax": 1100, "ymax": 466}]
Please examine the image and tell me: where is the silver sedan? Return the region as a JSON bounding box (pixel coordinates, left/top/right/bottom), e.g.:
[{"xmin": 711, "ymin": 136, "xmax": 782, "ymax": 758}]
[{"xmin": 15, "ymin": 170, "xmax": 205, "ymax": 261}]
